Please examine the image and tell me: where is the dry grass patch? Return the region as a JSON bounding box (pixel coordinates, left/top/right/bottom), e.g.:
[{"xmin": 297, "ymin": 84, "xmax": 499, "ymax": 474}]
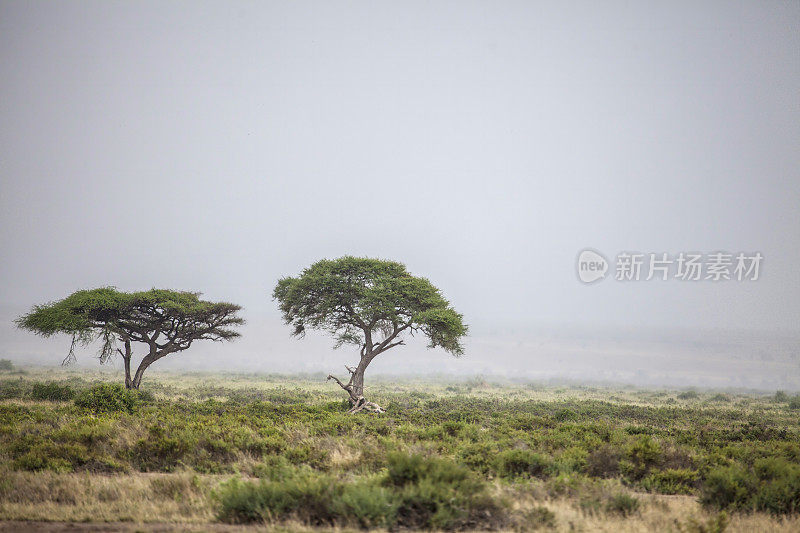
[{"xmin": 0, "ymin": 471, "xmax": 218, "ymax": 523}]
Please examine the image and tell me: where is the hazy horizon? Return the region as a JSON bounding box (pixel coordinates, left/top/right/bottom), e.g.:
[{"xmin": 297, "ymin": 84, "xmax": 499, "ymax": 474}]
[{"xmin": 1, "ymin": 1, "xmax": 798, "ymax": 387}]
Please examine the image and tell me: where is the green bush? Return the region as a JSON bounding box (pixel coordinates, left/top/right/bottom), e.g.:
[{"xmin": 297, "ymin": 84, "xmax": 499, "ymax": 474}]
[
  {"xmin": 700, "ymin": 458, "xmax": 800, "ymax": 515},
  {"xmin": 218, "ymin": 454, "xmax": 509, "ymax": 530},
  {"xmin": 0, "ymin": 359, "xmax": 14, "ymax": 371},
  {"xmin": 678, "ymin": 390, "xmax": 699, "ymax": 400},
  {"xmin": 74, "ymin": 383, "xmax": 139, "ymax": 413},
  {"xmin": 456, "ymin": 442, "xmax": 495, "ymax": 474},
  {"xmin": 788, "ymin": 396, "xmax": 800, "ymax": 410},
  {"xmin": 131, "ymin": 426, "xmax": 191, "ymax": 472},
  {"xmin": 641, "ymin": 468, "xmax": 698, "ymax": 495},
  {"xmin": 217, "ymin": 473, "xmax": 391, "ymax": 527},
  {"xmin": 13, "ymin": 441, "xmax": 90, "ymax": 472},
  {"xmin": 494, "ymin": 449, "xmax": 553, "ymax": 479},
  {"xmin": 700, "ymin": 465, "xmax": 753, "ymax": 511},
  {"xmin": 30, "ymin": 381, "xmax": 75, "ymax": 401},
  {"xmin": 0, "ymin": 380, "xmax": 23, "ymax": 399},
  {"xmin": 386, "ymin": 453, "xmax": 504, "ymax": 530},
  {"xmin": 585, "ymin": 445, "xmax": 622, "ymax": 478},
  {"xmin": 605, "ymin": 493, "xmax": 640, "ymax": 516},
  {"xmin": 622, "ymin": 436, "xmax": 662, "ymax": 479}
]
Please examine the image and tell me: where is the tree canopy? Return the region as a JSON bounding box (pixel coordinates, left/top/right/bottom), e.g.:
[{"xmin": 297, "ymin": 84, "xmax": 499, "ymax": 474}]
[
  {"xmin": 16, "ymin": 287, "xmax": 244, "ymax": 388},
  {"xmin": 274, "ymin": 256, "xmax": 467, "ymax": 411}
]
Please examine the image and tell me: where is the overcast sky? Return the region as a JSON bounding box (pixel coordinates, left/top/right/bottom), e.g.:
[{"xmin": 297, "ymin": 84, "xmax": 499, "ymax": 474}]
[{"xmin": 1, "ymin": 1, "xmax": 798, "ymax": 380}]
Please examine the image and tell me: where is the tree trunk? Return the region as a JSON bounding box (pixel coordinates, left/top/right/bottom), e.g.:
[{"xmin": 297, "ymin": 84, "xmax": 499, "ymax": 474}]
[
  {"xmin": 351, "ymin": 359, "xmax": 367, "ymax": 398},
  {"xmin": 327, "ymin": 353, "xmax": 384, "ymax": 413},
  {"xmin": 131, "ymin": 350, "xmax": 160, "ymax": 390},
  {"xmin": 131, "ymin": 359, "xmax": 151, "ymax": 390},
  {"xmin": 124, "ymin": 356, "xmax": 133, "ymax": 389},
  {"xmin": 121, "ymin": 337, "xmax": 134, "ymax": 389}
]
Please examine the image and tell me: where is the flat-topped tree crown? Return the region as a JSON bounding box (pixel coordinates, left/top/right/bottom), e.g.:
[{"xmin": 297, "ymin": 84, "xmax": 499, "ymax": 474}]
[
  {"xmin": 16, "ymin": 288, "xmax": 243, "ymax": 389},
  {"xmin": 274, "ymin": 257, "xmax": 467, "ymax": 412}
]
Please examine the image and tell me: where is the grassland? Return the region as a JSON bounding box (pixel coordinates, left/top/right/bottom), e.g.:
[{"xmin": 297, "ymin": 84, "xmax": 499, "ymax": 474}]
[{"xmin": 0, "ymin": 366, "xmax": 799, "ymax": 532}]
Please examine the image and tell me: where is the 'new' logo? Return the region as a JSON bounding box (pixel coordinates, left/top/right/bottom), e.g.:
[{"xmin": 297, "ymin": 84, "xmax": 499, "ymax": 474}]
[{"xmin": 577, "ymin": 249, "xmax": 608, "ymax": 283}]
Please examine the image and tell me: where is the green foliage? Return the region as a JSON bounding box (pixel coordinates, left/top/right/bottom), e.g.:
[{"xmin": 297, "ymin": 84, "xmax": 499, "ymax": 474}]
[
  {"xmin": 30, "ymin": 381, "xmax": 75, "ymax": 402},
  {"xmin": 788, "ymin": 396, "xmax": 800, "ymax": 410},
  {"xmin": 701, "ymin": 458, "xmax": 800, "ymax": 515},
  {"xmin": 585, "ymin": 445, "xmax": 622, "ymax": 478},
  {"xmin": 605, "ymin": 493, "xmax": 640, "ymax": 516},
  {"xmin": 622, "ymin": 436, "xmax": 662, "ymax": 479},
  {"xmin": 0, "ymin": 359, "xmax": 14, "ymax": 371},
  {"xmin": 274, "ymin": 256, "xmax": 467, "ymax": 355},
  {"xmin": 3, "ymin": 373, "xmax": 800, "ymax": 526},
  {"xmin": 494, "ymin": 449, "xmax": 553, "ymax": 479},
  {"xmin": 641, "ymin": 468, "xmax": 698, "ymax": 495},
  {"xmin": 13, "ymin": 441, "xmax": 90, "ymax": 472},
  {"xmin": 678, "ymin": 390, "xmax": 699, "ymax": 400},
  {"xmin": 15, "ymin": 288, "xmax": 243, "ymax": 377},
  {"xmin": 132, "ymin": 426, "xmax": 191, "ymax": 472},
  {"xmin": 74, "ymin": 383, "xmax": 139, "ymax": 413},
  {"xmin": 218, "ymin": 454, "xmax": 507, "ymax": 530},
  {"xmin": 0, "ymin": 380, "xmax": 24, "ymax": 400}
]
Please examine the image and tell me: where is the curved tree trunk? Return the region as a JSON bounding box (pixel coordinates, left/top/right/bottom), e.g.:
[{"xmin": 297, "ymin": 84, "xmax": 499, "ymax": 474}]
[{"xmin": 327, "ymin": 353, "xmax": 385, "ymax": 413}]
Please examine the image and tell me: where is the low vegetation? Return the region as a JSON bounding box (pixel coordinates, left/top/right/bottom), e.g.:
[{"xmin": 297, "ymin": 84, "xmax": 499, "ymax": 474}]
[{"xmin": 0, "ymin": 368, "xmax": 798, "ymax": 531}]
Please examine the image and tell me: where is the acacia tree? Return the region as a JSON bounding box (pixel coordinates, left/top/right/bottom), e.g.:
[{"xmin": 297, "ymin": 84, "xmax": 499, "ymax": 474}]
[
  {"xmin": 16, "ymin": 288, "xmax": 244, "ymax": 389},
  {"xmin": 274, "ymin": 257, "xmax": 467, "ymax": 413}
]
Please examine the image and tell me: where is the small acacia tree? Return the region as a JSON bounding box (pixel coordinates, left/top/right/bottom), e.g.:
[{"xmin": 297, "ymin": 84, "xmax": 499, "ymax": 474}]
[
  {"xmin": 274, "ymin": 257, "xmax": 467, "ymax": 413},
  {"xmin": 16, "ymin": 288, "xmax": 244, "ymax": 389}
]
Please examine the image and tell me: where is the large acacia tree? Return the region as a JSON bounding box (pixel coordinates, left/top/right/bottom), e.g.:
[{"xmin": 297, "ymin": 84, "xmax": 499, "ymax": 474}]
[
  {"xmin": 16, "ymin": 288, "xmax": 244, "ymax": 389},
  {"xmin": 274, "ymin": 257, "xmax": 467, "ymax": 413}
]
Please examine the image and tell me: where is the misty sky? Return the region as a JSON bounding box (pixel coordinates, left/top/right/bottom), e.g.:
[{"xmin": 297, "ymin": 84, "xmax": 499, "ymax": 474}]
[{"xmin": 1, "ymin": 1, "xmax": 798, "ymax": 381}]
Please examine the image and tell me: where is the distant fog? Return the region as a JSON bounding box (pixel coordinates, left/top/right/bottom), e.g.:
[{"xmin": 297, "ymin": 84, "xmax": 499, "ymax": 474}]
[{"xmin": 1, "ymin": 1, "xmax": 798, "ymax": 389}]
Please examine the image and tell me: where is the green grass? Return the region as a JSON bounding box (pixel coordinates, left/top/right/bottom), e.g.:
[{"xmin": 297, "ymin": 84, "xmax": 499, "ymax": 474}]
[{"xmin": 0, "ymin": 368, "xmax": 799, "ymax": 529}]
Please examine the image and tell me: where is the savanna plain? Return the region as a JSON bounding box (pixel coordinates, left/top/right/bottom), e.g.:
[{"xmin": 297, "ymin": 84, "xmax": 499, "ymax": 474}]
[{"xmin": 0, "ymin": 364, "xmax": 798, "ymax": 532}]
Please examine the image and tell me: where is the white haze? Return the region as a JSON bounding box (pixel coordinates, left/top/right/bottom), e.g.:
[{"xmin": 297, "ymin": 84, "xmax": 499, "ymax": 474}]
[{"xmin": 1, "ymin": 1, "xmax": 798, "ymax": 389}]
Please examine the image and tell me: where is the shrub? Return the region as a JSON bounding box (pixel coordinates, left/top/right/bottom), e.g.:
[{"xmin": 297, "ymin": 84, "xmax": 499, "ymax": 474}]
[
  {"xmin": 789, "ymin": 396, "xmax": 800, "ymax": 410},
  {"xmin": 495, "ymin": 449, "xmax": 553, "ymax": 479},
  {"xmin": 218, "ymin": 454, "xmax": 509, "ymax": 530},
  {"xmin": 0, "ymin": 380, "xmax": 24, "ymax": 400},
  {"xmin": 700, "ymin": 458, "xmax": 800, "ymax": 515},
  {"xmin": 131, "ymin": 426, "xmax": 191, "ymax": 472},
  {"xmin": 456, "ymin": 442, "xmax": 495, "ymax": 474},
  {"xmin": 74, "ymin": 383, "xmax": 138, "ymax": 413},
  {"xmin": 30, "ymin": 381, "xmax": 75, "ymax": 402},
  {"xmin": 217, "ymin": 473, "xmax": 392, "ymax": 527},
  {"xmin": 678, "ymin": 390, "xmax": 699, "ymax": 400},
  {"xmin": 13, "ymin": 442, "xmax": 91, "ymax": 472},
  {"xmin": 0, "ymin": 359, "xmax": 14, "ymax": 371},
  {"xmin": 641, "ymin": 468, "xmax": 698, "ymax": 495},
  {"xmin": 622, "ymin": 436, "xmax": 661, "ymax": 479},
  {"xmin": 586, "ymin": 445, "xmax": 622, "ymax": 478},
  {"xmin": 251, "ymin": 455, "xmax": 293, "ymax": 480},
  {"xmin": 334, "ymin": 482, "xmax": 397, "ymax": 529},
  {"xmin": 700, "ymin": 465, "xmax": 754, "ymax": 510},
  {"xmin": 605, "ymin": 493, "xmax": 640, "ymax": 516}
]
